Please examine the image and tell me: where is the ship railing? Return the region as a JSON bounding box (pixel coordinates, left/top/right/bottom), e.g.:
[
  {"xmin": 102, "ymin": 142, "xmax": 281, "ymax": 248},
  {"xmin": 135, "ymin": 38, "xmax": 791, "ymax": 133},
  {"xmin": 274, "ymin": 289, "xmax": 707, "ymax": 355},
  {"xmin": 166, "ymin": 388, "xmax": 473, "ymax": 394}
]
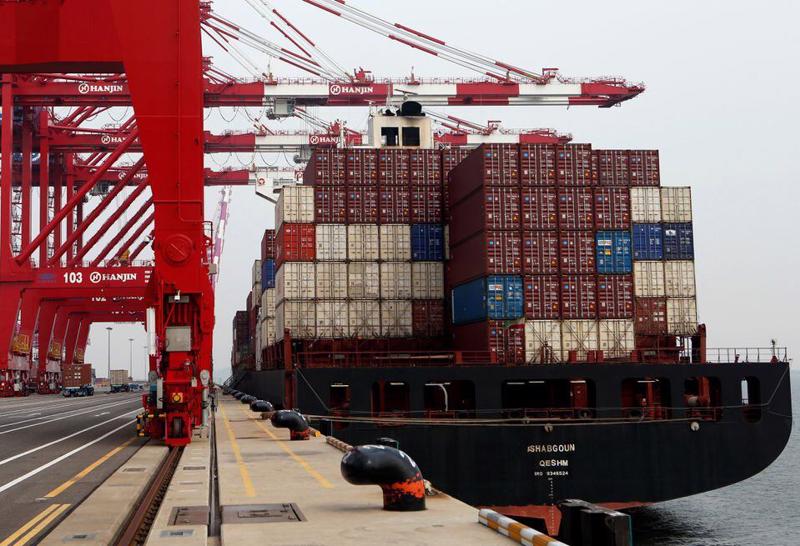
[
  {"xmin": 296, "ymin": 350, "xmax": 493, "ymax": 368},
  {"xmin": 705, "ymin": 347, "xmax": 789, "ymax": 364}
]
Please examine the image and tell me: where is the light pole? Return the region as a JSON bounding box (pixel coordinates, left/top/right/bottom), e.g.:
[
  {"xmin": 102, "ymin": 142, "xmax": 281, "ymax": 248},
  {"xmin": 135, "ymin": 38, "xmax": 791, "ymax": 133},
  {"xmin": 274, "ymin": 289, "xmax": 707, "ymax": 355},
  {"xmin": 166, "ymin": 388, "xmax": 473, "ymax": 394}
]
[
  {"xmin": 128, "ymin": 338, "xmax": 134, "ymax": 381},
  {"xmin": 106, "ymin": 327, "xmax": 113, "ymax": 380}
]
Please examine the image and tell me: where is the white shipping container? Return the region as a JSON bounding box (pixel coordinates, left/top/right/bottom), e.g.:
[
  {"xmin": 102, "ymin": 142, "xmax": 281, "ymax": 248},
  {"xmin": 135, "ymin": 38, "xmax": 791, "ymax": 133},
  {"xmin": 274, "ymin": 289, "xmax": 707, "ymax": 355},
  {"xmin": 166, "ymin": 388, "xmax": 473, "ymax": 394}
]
[
  {"xmin": 254, "ymin": 323, "xmax": 262, "ymax": 371},
  {"xmin": 348, "ymin": 262, "xmax": 380, "ymax": 299},
  {"xmin": 634, "ymin": 261, "xmax": 666, "ymax": 297},
  {"xmin": 664, "ymin": 261, "xmax": 696, "ymax": 297},
  {"xmin": 253, "ymin": 281, "xmax": 261, "ymax": 298},
  {"xmin": 598, "ymin": 320, "xmax": 635, "ymax": 358},
  {"xmin": 276, "ymin": 186, "xmax": 314, "ymax": 229},
  {"xmin": 316, "ymin": 224, "xmax": 347, "ymax": 261},
  {"xmin": 316, "ymin": 262, "xmax": 348, "ymax": 299},
  {"xmin": 275, "ymin": 262, "xmax": 316, "ymax": 302},
  {"xmin": 381, "ymin": 300, "xmax": 413, "ymax": 338},
  {"xmin": 561, "ymin": 320, "xmax": 599, "ymax": 360},
  {"xmin": 252, "ymin": 259, "xmax": 262, "ymax": 288},
  {"xmin": 631, "ymin": 187, "xmax": 662, "ymax": 223},
  {"xmin": 261, "ymin": 288, "xmax": 276, "ymax": 318},
  {"xmin": 347, "ymin": 225, "xmax": 380, "ymax": 261},
  {"xmin": 316, "ymin": 300, "xmax": 350, "ymax": 338},
  {"xmin": 380, "ymin": 262, "xmax": 412, "ymax": 299},
  {"xmin": 275, "ymin": 300, "xmax": 316, "ymax": 341},
  {"xmin": 660, "ymin": 187, "xmax": 693, "ymax": 222},
  {"xmin": 667, "ymin": 298, "xmax": 698, "ymax": 335},
  {"xmin": 411, "ymin": 262, "xmax": 444, "ymax": 299},
  {"xmin": 524, "ymin": 320, "xmax": 563, "ymax": 363},
  {"xmin": 261, "ymin": 318, "xmax": 276, "ymax": 349},
  {"xmin": 348, "ymin": 300, "xmax": 381, "ymax": 339},
  {"xmin": 379, "ymin": 224, "xmax": 411, "ymax": 261}
]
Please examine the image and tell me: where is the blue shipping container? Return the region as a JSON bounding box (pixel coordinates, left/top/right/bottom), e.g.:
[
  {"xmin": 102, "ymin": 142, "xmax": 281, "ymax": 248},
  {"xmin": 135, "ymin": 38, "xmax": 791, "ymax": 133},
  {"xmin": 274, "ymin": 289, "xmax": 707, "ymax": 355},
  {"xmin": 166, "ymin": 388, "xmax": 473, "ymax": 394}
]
[
  {"xmin": 411, "ymin": 224, "xmax": 444, "ymax": 261},
  {"xmin": 452, "ymin": 276, "xmax": 524, "ymax": 325},
  {"xmin": 596, "ymin": 231, "xmax": 632, "ymax": 274},
  {"xmin": 663, "ymin": 223, "xmax": 694, "ymax": 260},
  {"xmin": 632, "ymin": 224, "xmax": 663, "ymax": 260},
  {"xmin": 261, "ymin": 259, "xmax": 276, "ymax": 291}
]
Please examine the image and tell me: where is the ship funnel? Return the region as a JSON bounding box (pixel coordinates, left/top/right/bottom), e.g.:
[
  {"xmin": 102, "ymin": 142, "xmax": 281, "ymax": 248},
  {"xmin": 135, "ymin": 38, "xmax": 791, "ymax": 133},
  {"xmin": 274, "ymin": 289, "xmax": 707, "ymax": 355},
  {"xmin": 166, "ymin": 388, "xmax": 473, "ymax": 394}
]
[
  {"xmin": 270, "ymin": 410, "xmax": 311, "ymax": 440},
  {"xmin": 340, "ymin": 445, "xmax": 426, "ymax": 512}
]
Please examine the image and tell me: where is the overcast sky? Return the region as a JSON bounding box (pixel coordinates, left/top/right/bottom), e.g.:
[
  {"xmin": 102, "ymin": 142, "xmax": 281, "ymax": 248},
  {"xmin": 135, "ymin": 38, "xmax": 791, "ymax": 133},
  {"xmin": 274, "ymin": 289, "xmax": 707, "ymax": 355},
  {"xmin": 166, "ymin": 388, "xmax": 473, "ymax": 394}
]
[{"xmin": 84, "ymin": 0, "xmax": 799, "ymax": 382}]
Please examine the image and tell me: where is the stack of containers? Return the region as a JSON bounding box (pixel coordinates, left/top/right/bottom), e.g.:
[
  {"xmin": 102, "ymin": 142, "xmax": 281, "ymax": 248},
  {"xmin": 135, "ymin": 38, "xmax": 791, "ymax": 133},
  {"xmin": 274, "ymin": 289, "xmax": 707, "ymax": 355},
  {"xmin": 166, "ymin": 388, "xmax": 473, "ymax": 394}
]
[
  {"xmin": 251, "ymin": 260, "xmax": 262, "ymax": 369},
  {"xmin": 259, "ymin": 229, "xmax": 277, "ymax": 364},
  {"xmin": 232, "ymin": 310, "xmax": 251, "ymax": 370}
]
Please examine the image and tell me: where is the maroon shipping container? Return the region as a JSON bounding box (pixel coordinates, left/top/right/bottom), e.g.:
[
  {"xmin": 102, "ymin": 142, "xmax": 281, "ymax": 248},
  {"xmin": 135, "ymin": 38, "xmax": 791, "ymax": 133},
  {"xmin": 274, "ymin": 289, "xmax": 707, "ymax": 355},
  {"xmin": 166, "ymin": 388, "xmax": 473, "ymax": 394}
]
[
  {"xmin": 452, "ymin": 321, "xmax": 525, "ymax": 364},
  {"xmin": 276, "ymin": 223, "xmax": 316, "ymax": 265},
  {"xmin": 448, "ymin": 231, "xmax": 522, "ymax": 285},
  {"xmin": 594, "ymin": 150, "xmax": 630, "ymax": 186},
  {"xmin": 597, "ymin": 275, "xmax": 634, "ymax": 319},
  {"xmin": 635, "ymin": 297, "xmax": 668, "ymax": 334},
  {"xmin": 347, "ymin": 186, "xmax": 379, "ymax": 223},
  {"xmin": 448, "ymin": 145, "xmax": 520, "ymax": 209},
  {"xmin": 412, "ymin": 300, "xmax": 445, "ymax": 337},
  {"xmin": 557, "ymin": 144, "xmax": 593, "ymax": 186},
  {"xmin": 524, "ymin": 275, "xmax": 560, "ymax": 319},
  {"xmin": 594, "ymin": 187, "xmax": 631, "ymax": 229},
  {"xmin": 561, "ymin": 275, "xmax": 598, "ymax": 319},
  {"xmin": 522, "ymin": 231, "xmax": 559, "ymax": 274},
  {"xmin": 409, "ymin": 150, "xmax": 442, "ymax": 186},
  {"xmin": 62, "ymin": 363, "xmax": 92, "ymax": 388},
  {"xmin": 314, "ymin": 186, "xmax": 347, "ymax": 223},
  {"xmin": 559, "ymin": 231, "xmax": 596, "ymax": 274},
  {"xmin": 304, "ymin": 148, "xmax": 345, "ymax": 185},
  {"xmin": 260, "ymin": 229, "xmax": 276, "ymax": 261},
  {"xmin": 558, "ymin": 187, "xmax": 594, "ymax": 230},
  {"xmin": 449, "ymin": 185, "xmax": 520, "ymax": 247},
  {"xmin": 521, "ymin": 187, "xmax": 558, "ymax": 230},
  {"xmin": 411, "ymin": 188, "xmax": 443, "ymax": 224},
  {"xmin": 379, "ymin": 185, "xmax": 411, "ymax": 223},
  {"xmin": 628, "ymin": 150, "xmax": 660, "ymax": 186},
  {"xmin": 442, "ymin": 148, "xmax": 472, "ymax": 221},
  {"xmin": 378, "ymin": 149, "xmax": 410, "ymax": 185},
  {"xmin": 520, "ymin": 144, "xmax": 557, "ymax": 186},
  {"xmin": 485, "ymin": 186, "xmax": 521, "ymax": 230},
  {"xmin": 346, "ymin": 149, "xmax": 378, "ymax": 185}
]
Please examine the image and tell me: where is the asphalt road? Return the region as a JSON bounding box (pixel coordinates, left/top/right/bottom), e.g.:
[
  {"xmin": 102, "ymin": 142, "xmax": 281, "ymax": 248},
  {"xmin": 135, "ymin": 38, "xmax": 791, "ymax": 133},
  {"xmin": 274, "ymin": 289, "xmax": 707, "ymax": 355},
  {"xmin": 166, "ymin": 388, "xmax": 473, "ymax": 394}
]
[{"xmin": 0, "ymin": 393, "xmax": 146, "ymax": 545}]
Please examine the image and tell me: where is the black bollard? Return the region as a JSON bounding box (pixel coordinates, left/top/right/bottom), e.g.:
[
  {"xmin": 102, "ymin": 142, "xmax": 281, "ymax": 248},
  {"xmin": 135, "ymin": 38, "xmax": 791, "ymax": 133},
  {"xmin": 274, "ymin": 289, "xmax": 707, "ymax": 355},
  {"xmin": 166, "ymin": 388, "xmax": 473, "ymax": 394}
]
[
  {"xmin": 250, "ymin": 400, "xmax": 274, "ymax": 413},
  {"xmin": 340, "ymin": 445, "xmax": 426, "ymax": 512},
  {"xmin": 270, "ymin": 410, "xmax": 311, "ymax": 440}
]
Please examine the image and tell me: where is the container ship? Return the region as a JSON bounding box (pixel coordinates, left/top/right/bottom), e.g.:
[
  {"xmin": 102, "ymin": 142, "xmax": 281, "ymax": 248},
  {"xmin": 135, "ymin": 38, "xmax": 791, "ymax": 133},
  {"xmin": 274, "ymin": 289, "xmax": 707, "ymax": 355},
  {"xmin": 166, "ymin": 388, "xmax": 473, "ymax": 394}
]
[{"xmin": 230, "ymin": 108, "xmax": 792, "ymax": 531}]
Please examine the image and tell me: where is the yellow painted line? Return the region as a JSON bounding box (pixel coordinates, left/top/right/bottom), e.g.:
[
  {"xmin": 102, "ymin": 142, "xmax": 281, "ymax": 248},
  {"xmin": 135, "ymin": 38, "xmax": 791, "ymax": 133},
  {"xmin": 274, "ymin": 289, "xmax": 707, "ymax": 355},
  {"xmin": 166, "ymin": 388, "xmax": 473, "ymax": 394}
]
[
  {"xmin": 44, "ymin": 437, "xmax": 136, "ymax": 498},
  {"xmin": 220, "ymin": 403, "xmax": 256, "ymax": 497},
  {"xmin": 0, "ymin": 504, "xmax": 60, "ymax": 546},
  {"xmin": 14, "ymin": 504, "xmax": 70, "ymax": 546},
  {"xmin": 244, "ymin": 408, "xmax": 334, "ymax": 489}
]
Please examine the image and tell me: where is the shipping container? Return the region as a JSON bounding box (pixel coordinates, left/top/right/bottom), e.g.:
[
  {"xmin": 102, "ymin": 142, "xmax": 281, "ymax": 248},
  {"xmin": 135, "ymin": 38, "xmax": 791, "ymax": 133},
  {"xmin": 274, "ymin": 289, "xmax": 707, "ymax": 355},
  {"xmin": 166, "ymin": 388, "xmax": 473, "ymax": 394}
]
[
  {"xmin": 379, "ymin": 224, "xmax": 411, "ymax": 261},
  {"xmin": 524, "ymin": 320, "xmax": 563, "ymax": 362},
  {"xmin": 667, "ymin": 298, "xmax": 698, "ymax": 335},
  {"xmin": 560, "ymin": 231, "xmax": 596, "ymax": 274},
  {"xmin": 276, "ymin": 223, "xmax": 316, "ymax": 265},
  {"xmin": 598, "ymin": 319, "xmax": 635, "ymax": 358},
  {"xmin": 628, "ymin": 150, "xmax": 660, "ymax": 186},
  {"xmin": 561, "ymin": 275, "xmax": 598, "ymax": 319},
  {"xmin": 448, "ymin": 146, "xmax": 519, "ymax": 211},
  {"xmin": 662, "ymin": 223, "xmax": 695, "ymax": 260},
  {"xmin": 634, "ymin": 261, "xmax": 665, "ymax": 297},
  {"xmin": 110, "ymin": 369, "xmax": 128, "ymax": 385},
  {"xmin": 595, "ymin": 231, "xmax": 632, "ymax": 274},
  {"xmin": 316, "ymin": 224, "xmax": 347, "ymax": 261},
  {"xmin": 660, "ymin": 187, "xmax": 692, "ymax": 222},
  {"xmin": 260, "ymin": 318, "xmax": 276, "ymax": 349},
  {"xmin": 558, "ymin": 188, "xmax": 594, "ymax": 229},
  {"xmin": 522, "ymin": 231, "xmax": 559, "ymax": 275},
  {"xmin": 346, "ymin": 186, "xmax": 379, "ymax": 223},
  {"xmin": 349, "ymin": 300, "xmax": 381, "ymax": 338},
  {"xmin": 411, "ymin": 187, "xmax": 443, "ymax": 223},
  {"xmin": 260, "ymin": 288, "xmax": 276, "ymax": 318},
  {"xmin": 594, "ymin": 150, "xmax": 630, "ymax": 186},
  {"xmin": 556, "ymin": 144, "xmax": 593, "ymax": 186},
  {"xmin": 346, "ymin": 149, "xmax": 378, "ymax": 185},
  {"xmin": 521, "ymin": 187, "xmax": 558, "ymax": 230},
  {"xmin": 448, "ymin": 231, "xmax": 522, "ymax": 285},
  {"xmin": 305, "ymin": 149, "xmax": 345, "ymax": 185},
  {"xmin": 275, "ymin": 262, "xmax": 316, "ymax": 302},
  {"xmin": 634, "ymin": 298, "xmax": 668, "ymax": 335},
  {"xmin": 62, "ymin": 363, "xmax": 92, "ymax": 387},
  {"xmin": 380, "ymin": 262, "xmax": 413, "ymax": 299},
  {"xmin": 348, "ymin": 262, "xmax": 380, "ymax": 299},
  {"xmin": 632, "ymin": 223, "xmax": 664, "ymax": 260},
  {"xmin": 594, "ymin": 187, "xmax": 631, "ymax": 229},
  {"xmin": 381, "ymin": 300, "xmax": 413, "ymax": 337},
  {"xmin": 314, "ymin": 186, "xmax": 347, "ymax": 223},
  {"xmin": 347, "ymin": 224, "xmax": 379, "ymax": 261},
  {"xmin": 379, "ymin": 186, "xmax": 411, "ymax": 223},
  {"xmin": 442, "ymin": 148, "xmax": 472, "ymax": 221},
  {"xmin": 316, "ymin": 300, "xmax": 350, "ymax": 338},
  {"xmin": 664, "ymin": 261, "xmax": 696, "ymax": 297},
  {"xmin": 409, "ymin": 150, "xmax": 442, "ymax": 186},
  {"xmin": 261, "ymin": 229, "xmax": 276, "ymax": 261},
  {"xmin": 411, "ymin": 224, "xmax": 445, "ymax": 261},
  {"xmin": 316, "ymin": 262, "xmax": 348, "ymax": 299},
  {"xmin": 252, "ymin": 259, "xmax": 262, "ymax": 295},
  {"xmin": 412, "ymin": 300, "xmax": 445, "ymax": 337},
  {"xmin": 631, "ymin": 187, "xmax": 662, "ymax": 223},
  {"xmin": 561, "ymin": 320, "xmax": 599, "ymax": 361},
  {"xmin": 261, "ymin": 259, "xmax": 276, "ymax": 290},
  {"xmin": 276, "ymin": 186, "xmax": 314, "ymax": 229},
  {"xmin": 411, "ymin": 262, "xmax": 444, "ymax": 299},
  {"xmin": 378, "ymin": 149, "xmax": 411, "ymax": 185},
  {"xmin": 520, "ymin": 144, "xmax": 557, "ymax": 186},
  {"xmin": 275, "ymin": 301, "xmax": 316, "ymax": 340},
  {"xmin": 451, "ymin": 276, "xmax": 524, "ymax": 325},
  {"xmin": 453, "ymin": 321, "xmax": 525, "ymax": 364},
  {"xmin": 524, "ymin": 275, "xmax": 560, "ymax": 319},
  {"xmin": 597, "ymin": 275, "xmax": 634, "ymax": 319},
  {"xmin": 485, "ymin": 186, "xmax": 521, "ymax": 230}
]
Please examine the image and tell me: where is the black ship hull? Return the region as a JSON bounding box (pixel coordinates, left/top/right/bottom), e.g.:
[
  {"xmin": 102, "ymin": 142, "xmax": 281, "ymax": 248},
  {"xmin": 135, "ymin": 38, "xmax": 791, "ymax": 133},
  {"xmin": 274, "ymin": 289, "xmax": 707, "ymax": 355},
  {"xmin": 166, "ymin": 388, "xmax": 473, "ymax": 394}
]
[{"xmin": 234, "ymin": 362, "xmax": 792, "ymax": 522}]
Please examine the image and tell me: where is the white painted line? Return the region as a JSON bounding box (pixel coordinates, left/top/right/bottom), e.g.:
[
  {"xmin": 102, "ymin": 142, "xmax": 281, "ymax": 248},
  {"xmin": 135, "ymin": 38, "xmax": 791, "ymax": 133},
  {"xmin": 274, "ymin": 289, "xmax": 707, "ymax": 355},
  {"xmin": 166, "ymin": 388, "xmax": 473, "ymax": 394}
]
[
  {"xmin": 94, "ymin": 412, "xmax": 110, "ymax": 417},
  {"xmin": 0, "ymin": 399, "xmax": 138, "ymax": 434},
  {"xmin": 0, "ymin": 420, "xmax": 137, "ymax": 494},
  {"xmin": 0, "ymin": 408, "xmax": 141, "ymax": 468}
]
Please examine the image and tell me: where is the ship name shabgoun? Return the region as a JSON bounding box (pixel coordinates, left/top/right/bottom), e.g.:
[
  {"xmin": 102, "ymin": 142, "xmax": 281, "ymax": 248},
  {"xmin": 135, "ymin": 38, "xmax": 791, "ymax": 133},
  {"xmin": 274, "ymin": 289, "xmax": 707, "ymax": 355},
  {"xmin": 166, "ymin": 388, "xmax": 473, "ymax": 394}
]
[{"xmin": 527, "ymin": 443, "xmax": 576, "ymax": 454}]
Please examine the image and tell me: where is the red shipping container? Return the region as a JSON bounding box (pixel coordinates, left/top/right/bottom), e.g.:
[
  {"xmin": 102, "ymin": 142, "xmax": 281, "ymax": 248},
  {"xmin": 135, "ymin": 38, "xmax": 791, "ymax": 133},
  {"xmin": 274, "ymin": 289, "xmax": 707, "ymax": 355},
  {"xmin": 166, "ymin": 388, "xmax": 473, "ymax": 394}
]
[
  {"xmin": 412, "ymin": 300, "xmax": 445, "ymax": 337},
  {"xmin": 629, "ymin": 150, "xmax": 660, "ymax": 186},
  {"xmin": 379, "ymin": 186, "xmax": 411, "ymax": 223},
  {"xmin": 484, "ymin": 186, "xmax": 521, "ymax": 230},
  {"xmin": 346, "ymin": 149, "xmax": 378, "ymax": 185},
  {"xmin": 304, "ymin": 149, "xmax": 346, "ymax": 185},
  {"xmin": 449, "ymin": 186, "xmax": 520, "ymax": 247},
  {"xmin": 594, "ymin": 187, "xmax": 631, "ymax": 230},
  {"xmin": 448, "ymin": 231, "xmax": 522, "ymax": 285},
  {"xmin": 635, "ymin": 298, "xmax": 668, "ymax": 334},
  {"xmin": 558, "ymin": 188, "xmax": 594, "ymax": 229},
  {"xmin": 452, "ymin": 321, "xmax": 525, "ymax": 364},
  {"xmin": 442, "ymin": 148, "xmax": 472, "ymax": 221},
  {"xmin": 260, "ymin": 229, "xmax": 276, "ymax": 261},
  {"xmin": 521, "ymin": 187, "xmax": 558, "ymax": 230},
  {"xmin": 409, "ymin": 150, "xmax": 442, "ymax": 186},
  {"xmin": 524, "ymin": 275, "xmax": 560, "ymax": 319},
  {"xmin": 347, "ymin": 186, "xmax": 379, "ymax": 223},
  {"xmin": 411, "ymin": 188, "xmax": 443, "ymax": 224},
  {"xmin": 559, "ymin": 232, "xmax": 596, "ymax": 274},
  {"xmin": 481, "ymin": 144, "xmax": 520, "ymax": 186},
  {"xmin": 597, "ymin": 275, "xmax": 634, "ymax": 319},
  {"xmin": 276, "ymin": 223, "xmax": 316, "ymax": 265},
  {"xmin": 594, "ymin": 150, "xmax": 630, "ymax": 186},
  {"xmin": 378, "ymin": 149, "xmax": 410, "ymax": 185},
  {"xmin": 315, "ymin": 186, "xmax": 347, "ymax": 223},
  {"xmin": 561, "ymin": 275, "xmax": 597, "ymax": 319},
  {"xmin": 522, "ymin": 231, "xmax": 559, "ymax": 274},
  {"xmin": 557, "ymin": 144, "xmax": 593, "ymax": 186},
  {"xmin": 520, "ymin": 144, "xmax": 557, "ymax": 186}
]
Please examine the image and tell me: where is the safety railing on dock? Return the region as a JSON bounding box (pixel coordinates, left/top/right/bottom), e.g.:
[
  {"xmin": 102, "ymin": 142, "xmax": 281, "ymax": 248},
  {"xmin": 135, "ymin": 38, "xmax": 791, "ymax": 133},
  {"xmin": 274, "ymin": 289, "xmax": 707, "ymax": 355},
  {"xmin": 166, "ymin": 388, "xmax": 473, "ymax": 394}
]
[{"xmin": 705, "ymin": 347, "xmax": 789, "ymax": 364}]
